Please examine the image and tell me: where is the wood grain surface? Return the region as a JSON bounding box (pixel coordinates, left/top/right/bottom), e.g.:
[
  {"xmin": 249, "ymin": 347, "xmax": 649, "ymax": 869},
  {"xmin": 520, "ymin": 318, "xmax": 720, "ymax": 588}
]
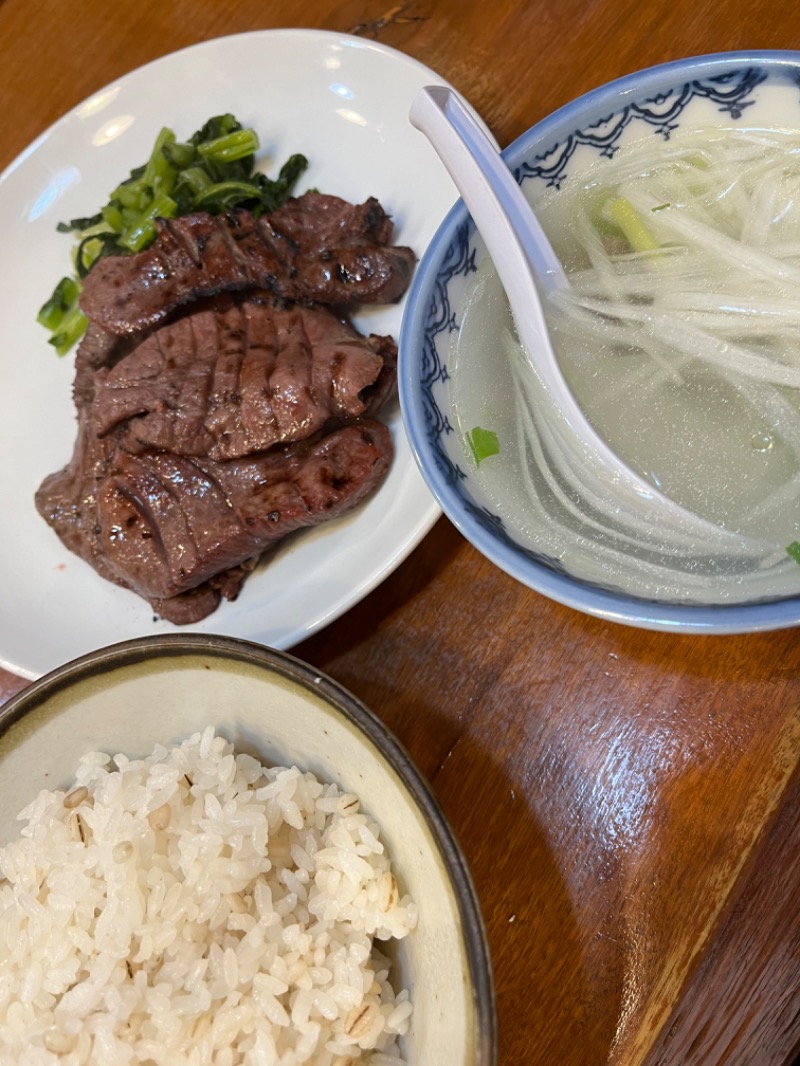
[{"xmin": 1, "ymin": 2, "xmax": 799, "ymax": 1064}]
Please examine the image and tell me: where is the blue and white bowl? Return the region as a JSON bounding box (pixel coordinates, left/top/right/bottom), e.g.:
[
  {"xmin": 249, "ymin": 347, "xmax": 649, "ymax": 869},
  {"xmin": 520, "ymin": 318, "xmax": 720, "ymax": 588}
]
[{"xmin": 399, "ymin": 51, "xmax": 800, "ymax": 633}]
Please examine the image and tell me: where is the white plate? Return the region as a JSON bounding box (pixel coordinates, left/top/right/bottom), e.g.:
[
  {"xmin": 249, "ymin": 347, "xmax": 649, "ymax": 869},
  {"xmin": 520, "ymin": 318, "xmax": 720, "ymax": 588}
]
[{"xmin": 0, "ymin": 29, "xmax": 460, "ymax": 680}]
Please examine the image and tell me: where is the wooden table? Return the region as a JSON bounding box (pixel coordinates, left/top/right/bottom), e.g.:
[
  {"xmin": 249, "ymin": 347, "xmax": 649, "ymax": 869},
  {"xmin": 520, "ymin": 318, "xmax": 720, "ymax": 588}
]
[{"xmin": 2, "ymin": 2, "xmax": 799, "ymax": 1063}]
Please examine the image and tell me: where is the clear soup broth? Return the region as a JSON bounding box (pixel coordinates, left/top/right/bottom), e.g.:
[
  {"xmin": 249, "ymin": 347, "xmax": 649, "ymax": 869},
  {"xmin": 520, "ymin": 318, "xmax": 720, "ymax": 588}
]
[{"xmin": 451, "ymin": 126, "xmax": 800, "ymax": 603}]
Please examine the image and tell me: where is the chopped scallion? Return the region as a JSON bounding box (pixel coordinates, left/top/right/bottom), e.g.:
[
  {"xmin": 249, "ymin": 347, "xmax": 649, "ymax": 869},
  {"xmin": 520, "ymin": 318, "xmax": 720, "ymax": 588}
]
[
  {"xmin": 38, "ymin": 114, "xmax": 309, "ymax": 355},
  {"xmin": 467, "ymin": 426, "xmax": 500, "ymax": 466},
  {"xmin": 606, "ymin": 196, "xmax": 660, "ymax": 253},
  {"xmin": 197, "ymin": 129, "xmax": 259, "ymax": 164},
  {"xmin": 37, "ymin": 276, "xmax": 79, "ymax": 331},
  {"xmin": 48, "ymin": 305, "xmax": 87, "ymax": 356}
]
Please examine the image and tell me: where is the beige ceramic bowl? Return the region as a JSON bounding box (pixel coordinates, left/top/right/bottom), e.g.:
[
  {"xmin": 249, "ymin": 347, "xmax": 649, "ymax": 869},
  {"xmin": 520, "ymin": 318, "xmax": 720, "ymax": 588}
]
[{"xmin": 0, "ymin": 634, "xmax": 497, "ymax": 1064}]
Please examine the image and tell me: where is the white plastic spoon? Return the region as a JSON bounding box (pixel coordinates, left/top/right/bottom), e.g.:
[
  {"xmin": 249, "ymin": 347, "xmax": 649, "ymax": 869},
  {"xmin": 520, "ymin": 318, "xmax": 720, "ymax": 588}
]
[{"xmin": 409, "ymin": 85, "xmax": 748, "ymax": 542}]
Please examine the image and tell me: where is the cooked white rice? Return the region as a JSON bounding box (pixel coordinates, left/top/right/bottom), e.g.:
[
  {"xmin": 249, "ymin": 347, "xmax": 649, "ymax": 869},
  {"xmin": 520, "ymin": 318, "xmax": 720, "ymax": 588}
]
[{"xmin": 0, "ymin": 726, "xmax": 417, "ymax": 1065}]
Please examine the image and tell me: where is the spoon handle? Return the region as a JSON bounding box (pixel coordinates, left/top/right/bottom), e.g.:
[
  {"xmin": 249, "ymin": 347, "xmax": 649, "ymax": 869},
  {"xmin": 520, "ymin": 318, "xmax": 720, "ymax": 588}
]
[{"xmin": 409, "ymin": 85, "xmax": 568, "ymax": 294}]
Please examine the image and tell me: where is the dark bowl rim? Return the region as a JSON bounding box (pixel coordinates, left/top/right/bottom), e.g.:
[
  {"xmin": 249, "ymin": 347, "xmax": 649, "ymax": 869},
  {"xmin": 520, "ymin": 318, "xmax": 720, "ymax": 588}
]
[
  {"xmin": 0, "ymin": 633, "xmax": 499, "ymax": 1065},
  {"xmin": 399, "ymin": 49, "xmax": 800, "ymax": 634}
]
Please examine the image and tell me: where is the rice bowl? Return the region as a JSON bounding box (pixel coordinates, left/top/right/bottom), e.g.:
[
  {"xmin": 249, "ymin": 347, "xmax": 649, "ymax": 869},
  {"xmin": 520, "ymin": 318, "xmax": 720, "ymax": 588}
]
[{"xmin": 0, "ymin": 635, "xmax": 497, "ymax": 1065}]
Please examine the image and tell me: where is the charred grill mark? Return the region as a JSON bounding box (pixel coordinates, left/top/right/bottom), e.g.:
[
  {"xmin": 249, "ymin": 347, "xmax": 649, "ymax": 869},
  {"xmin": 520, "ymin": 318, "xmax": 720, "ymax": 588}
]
[
  {"xmin": 164, "ymin": 216, "xmax": 204, "ymax": 269},
  {"xmin": 258, "ymin": 213, "xmax": 300, "ymax": 256},
  {"xmin": 218, "ymin": 211, "xmax": 264, "ymax": 282}
]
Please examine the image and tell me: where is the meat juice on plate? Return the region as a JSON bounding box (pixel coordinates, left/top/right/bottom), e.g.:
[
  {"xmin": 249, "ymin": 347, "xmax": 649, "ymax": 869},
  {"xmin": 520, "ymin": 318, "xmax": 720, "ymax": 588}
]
[{"xmin": 451, "ymin": 126, "xmax": 800, "ymax": 602}]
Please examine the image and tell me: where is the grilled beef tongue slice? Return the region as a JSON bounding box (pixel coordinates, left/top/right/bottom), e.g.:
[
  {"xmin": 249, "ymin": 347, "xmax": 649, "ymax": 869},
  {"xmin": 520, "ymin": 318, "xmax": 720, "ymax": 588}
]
[
  {"xmin": 80, "ymin": 193, "xmax": 416, "ymax": 336},
  {"xmin": 37, "ymin": 416, "xmax": 392, "ymax": 623},
  {"xmin": 91, "ymin": 291, "xmax": 397, "ymax": 460},
  {"xmin": 35, "ymin": 402, "xmax": 125, "ymax": 592},
  {"xmin": 267, "ymin": 191, "xmax": 396, "ymax": 246},
  {"xmin": 34, "ymin": 400, "xmax": 253, "ymax": 626}
]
